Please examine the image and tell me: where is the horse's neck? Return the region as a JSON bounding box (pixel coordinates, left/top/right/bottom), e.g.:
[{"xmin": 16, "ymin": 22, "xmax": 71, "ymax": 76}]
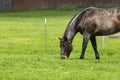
[
  {"xmin": 64, "ymin": 11, "xmax": 81, "ymax": 42},
  {"xmin": 64, "ymin": 23, "xmax": 77, "ymax": 42}
]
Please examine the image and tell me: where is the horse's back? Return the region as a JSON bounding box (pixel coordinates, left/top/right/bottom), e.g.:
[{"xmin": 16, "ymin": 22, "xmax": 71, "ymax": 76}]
[
  {"xmin": 92, "ymin": 8, "xmax": 120, "ymax": 35},
  {"xmin": 79, "ymin": 7, "xmax": 120, "ymax": 35}
]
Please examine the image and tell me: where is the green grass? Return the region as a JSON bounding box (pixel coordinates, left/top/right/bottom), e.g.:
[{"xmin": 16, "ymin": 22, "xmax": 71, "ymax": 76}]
[{"xmin": 0, "ymin": 9, "xmax": 120, "ymax": 80}]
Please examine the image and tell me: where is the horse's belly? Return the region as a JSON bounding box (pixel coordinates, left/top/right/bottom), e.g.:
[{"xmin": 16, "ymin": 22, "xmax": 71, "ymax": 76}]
[
  {"xmin": 94, "ymin": 16, "xmax": 120, "ymax": 35},
  {"xmin": 95, "ymin": 20, "xmax": 120, "ymax": 35},
  {"xmin": 95, "ymin": 28, "xmax": 120, "ymax": 36}
]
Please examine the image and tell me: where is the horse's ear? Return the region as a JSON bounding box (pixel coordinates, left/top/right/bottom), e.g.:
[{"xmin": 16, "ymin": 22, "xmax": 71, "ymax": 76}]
[{"xmin": 58, "ymin": 37, "xmax": 62, "ymax": 40}]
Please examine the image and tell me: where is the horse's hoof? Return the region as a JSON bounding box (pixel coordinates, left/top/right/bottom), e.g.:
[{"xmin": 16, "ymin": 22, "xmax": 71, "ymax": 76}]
[
  {"xmin": 80, "ymin": 57, "xmax": 84, "ymax": 59},
  {"xmin": 96, "ymin": 57, "xmax": 100, "ymax": 59}
]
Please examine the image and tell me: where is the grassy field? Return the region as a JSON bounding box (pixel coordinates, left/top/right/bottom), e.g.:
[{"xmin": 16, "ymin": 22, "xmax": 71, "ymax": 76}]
[{"xmin": 0, "ymin": 9, "xmax": 120, "ymax": 80}]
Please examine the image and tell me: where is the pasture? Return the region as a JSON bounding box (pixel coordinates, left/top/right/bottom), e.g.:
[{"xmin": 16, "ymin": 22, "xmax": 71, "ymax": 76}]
[{"xmin": 0, "ymin": 9, "xmax": 120, "ymax": 80}]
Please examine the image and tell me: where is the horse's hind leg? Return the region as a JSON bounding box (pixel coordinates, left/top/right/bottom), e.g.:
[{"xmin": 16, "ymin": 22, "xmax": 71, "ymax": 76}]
[
  {"xmin": 80, "ymin": 31, "xmax": 90, "ymax": 59},
  {"xmin": 90, "ymin": 36, "xmax": 100, "ymax": 59}
]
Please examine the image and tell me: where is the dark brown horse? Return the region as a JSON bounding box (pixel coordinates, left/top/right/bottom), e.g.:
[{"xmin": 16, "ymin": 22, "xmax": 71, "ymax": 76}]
[{"xmin": 59, "ymin": 7, "xmax": 120, "ymax": 59}]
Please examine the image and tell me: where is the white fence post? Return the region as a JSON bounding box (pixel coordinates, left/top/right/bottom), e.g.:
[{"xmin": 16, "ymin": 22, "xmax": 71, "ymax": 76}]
[
  {"xmin": 44, "ymin": 18, "xmax": 47, "ymax": 48},
  {"xmin": 101, "ymin": 34, "xmax": 120, "ymax": 48},
  {"xmin": 101, "ymin": 36, "xmax": 105, "ymax": 48}
]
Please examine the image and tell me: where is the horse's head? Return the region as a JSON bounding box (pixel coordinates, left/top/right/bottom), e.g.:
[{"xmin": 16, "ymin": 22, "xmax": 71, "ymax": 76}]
[{"xmin": 59, "ymin": 37, "xmax": 73, "ymax": 59}]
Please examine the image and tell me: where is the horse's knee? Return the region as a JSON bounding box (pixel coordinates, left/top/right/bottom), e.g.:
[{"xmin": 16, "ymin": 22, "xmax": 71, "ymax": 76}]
[{"xmin": 82, "ymin": 45, "xmax": 87, "ymax": 49}]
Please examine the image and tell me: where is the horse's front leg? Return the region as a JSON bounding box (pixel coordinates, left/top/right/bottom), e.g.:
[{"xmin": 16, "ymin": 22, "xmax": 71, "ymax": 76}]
[
  {"xmin": 80, "ymin": 31, "xmax": 90, "ymax": 59},
  {"xmin": 90, "ymin": 36, "xmax": 100, "ymax": 59}
]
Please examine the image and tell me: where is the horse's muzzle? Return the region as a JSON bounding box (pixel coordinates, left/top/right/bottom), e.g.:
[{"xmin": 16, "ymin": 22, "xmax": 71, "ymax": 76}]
[{"xmin": 61, "ymin": 54, "xmax": 68, "ymax": 59}]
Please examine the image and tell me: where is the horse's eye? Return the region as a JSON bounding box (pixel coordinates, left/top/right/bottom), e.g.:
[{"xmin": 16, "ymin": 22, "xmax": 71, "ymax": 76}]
[{"xmin": 63, "ymin": 44, "xmax": 65, "ymax": 47}]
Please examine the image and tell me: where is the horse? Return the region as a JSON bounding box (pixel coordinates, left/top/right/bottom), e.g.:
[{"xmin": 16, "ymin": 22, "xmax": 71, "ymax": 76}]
[{"xmin": 59, "ymin": 7, "xmax": 120, "ymax": 59}]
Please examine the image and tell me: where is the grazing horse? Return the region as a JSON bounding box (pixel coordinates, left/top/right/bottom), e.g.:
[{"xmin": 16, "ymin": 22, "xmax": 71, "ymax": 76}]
[{"xmin": 59, "ymin": 7, "xmax": 120, "ymax": 59}]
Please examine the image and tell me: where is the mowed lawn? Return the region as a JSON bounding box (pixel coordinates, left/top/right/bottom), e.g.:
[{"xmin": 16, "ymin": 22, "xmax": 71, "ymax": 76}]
[{"xmin": 0, "ymin": 9, "xmax": 120, "ymax": 80}]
